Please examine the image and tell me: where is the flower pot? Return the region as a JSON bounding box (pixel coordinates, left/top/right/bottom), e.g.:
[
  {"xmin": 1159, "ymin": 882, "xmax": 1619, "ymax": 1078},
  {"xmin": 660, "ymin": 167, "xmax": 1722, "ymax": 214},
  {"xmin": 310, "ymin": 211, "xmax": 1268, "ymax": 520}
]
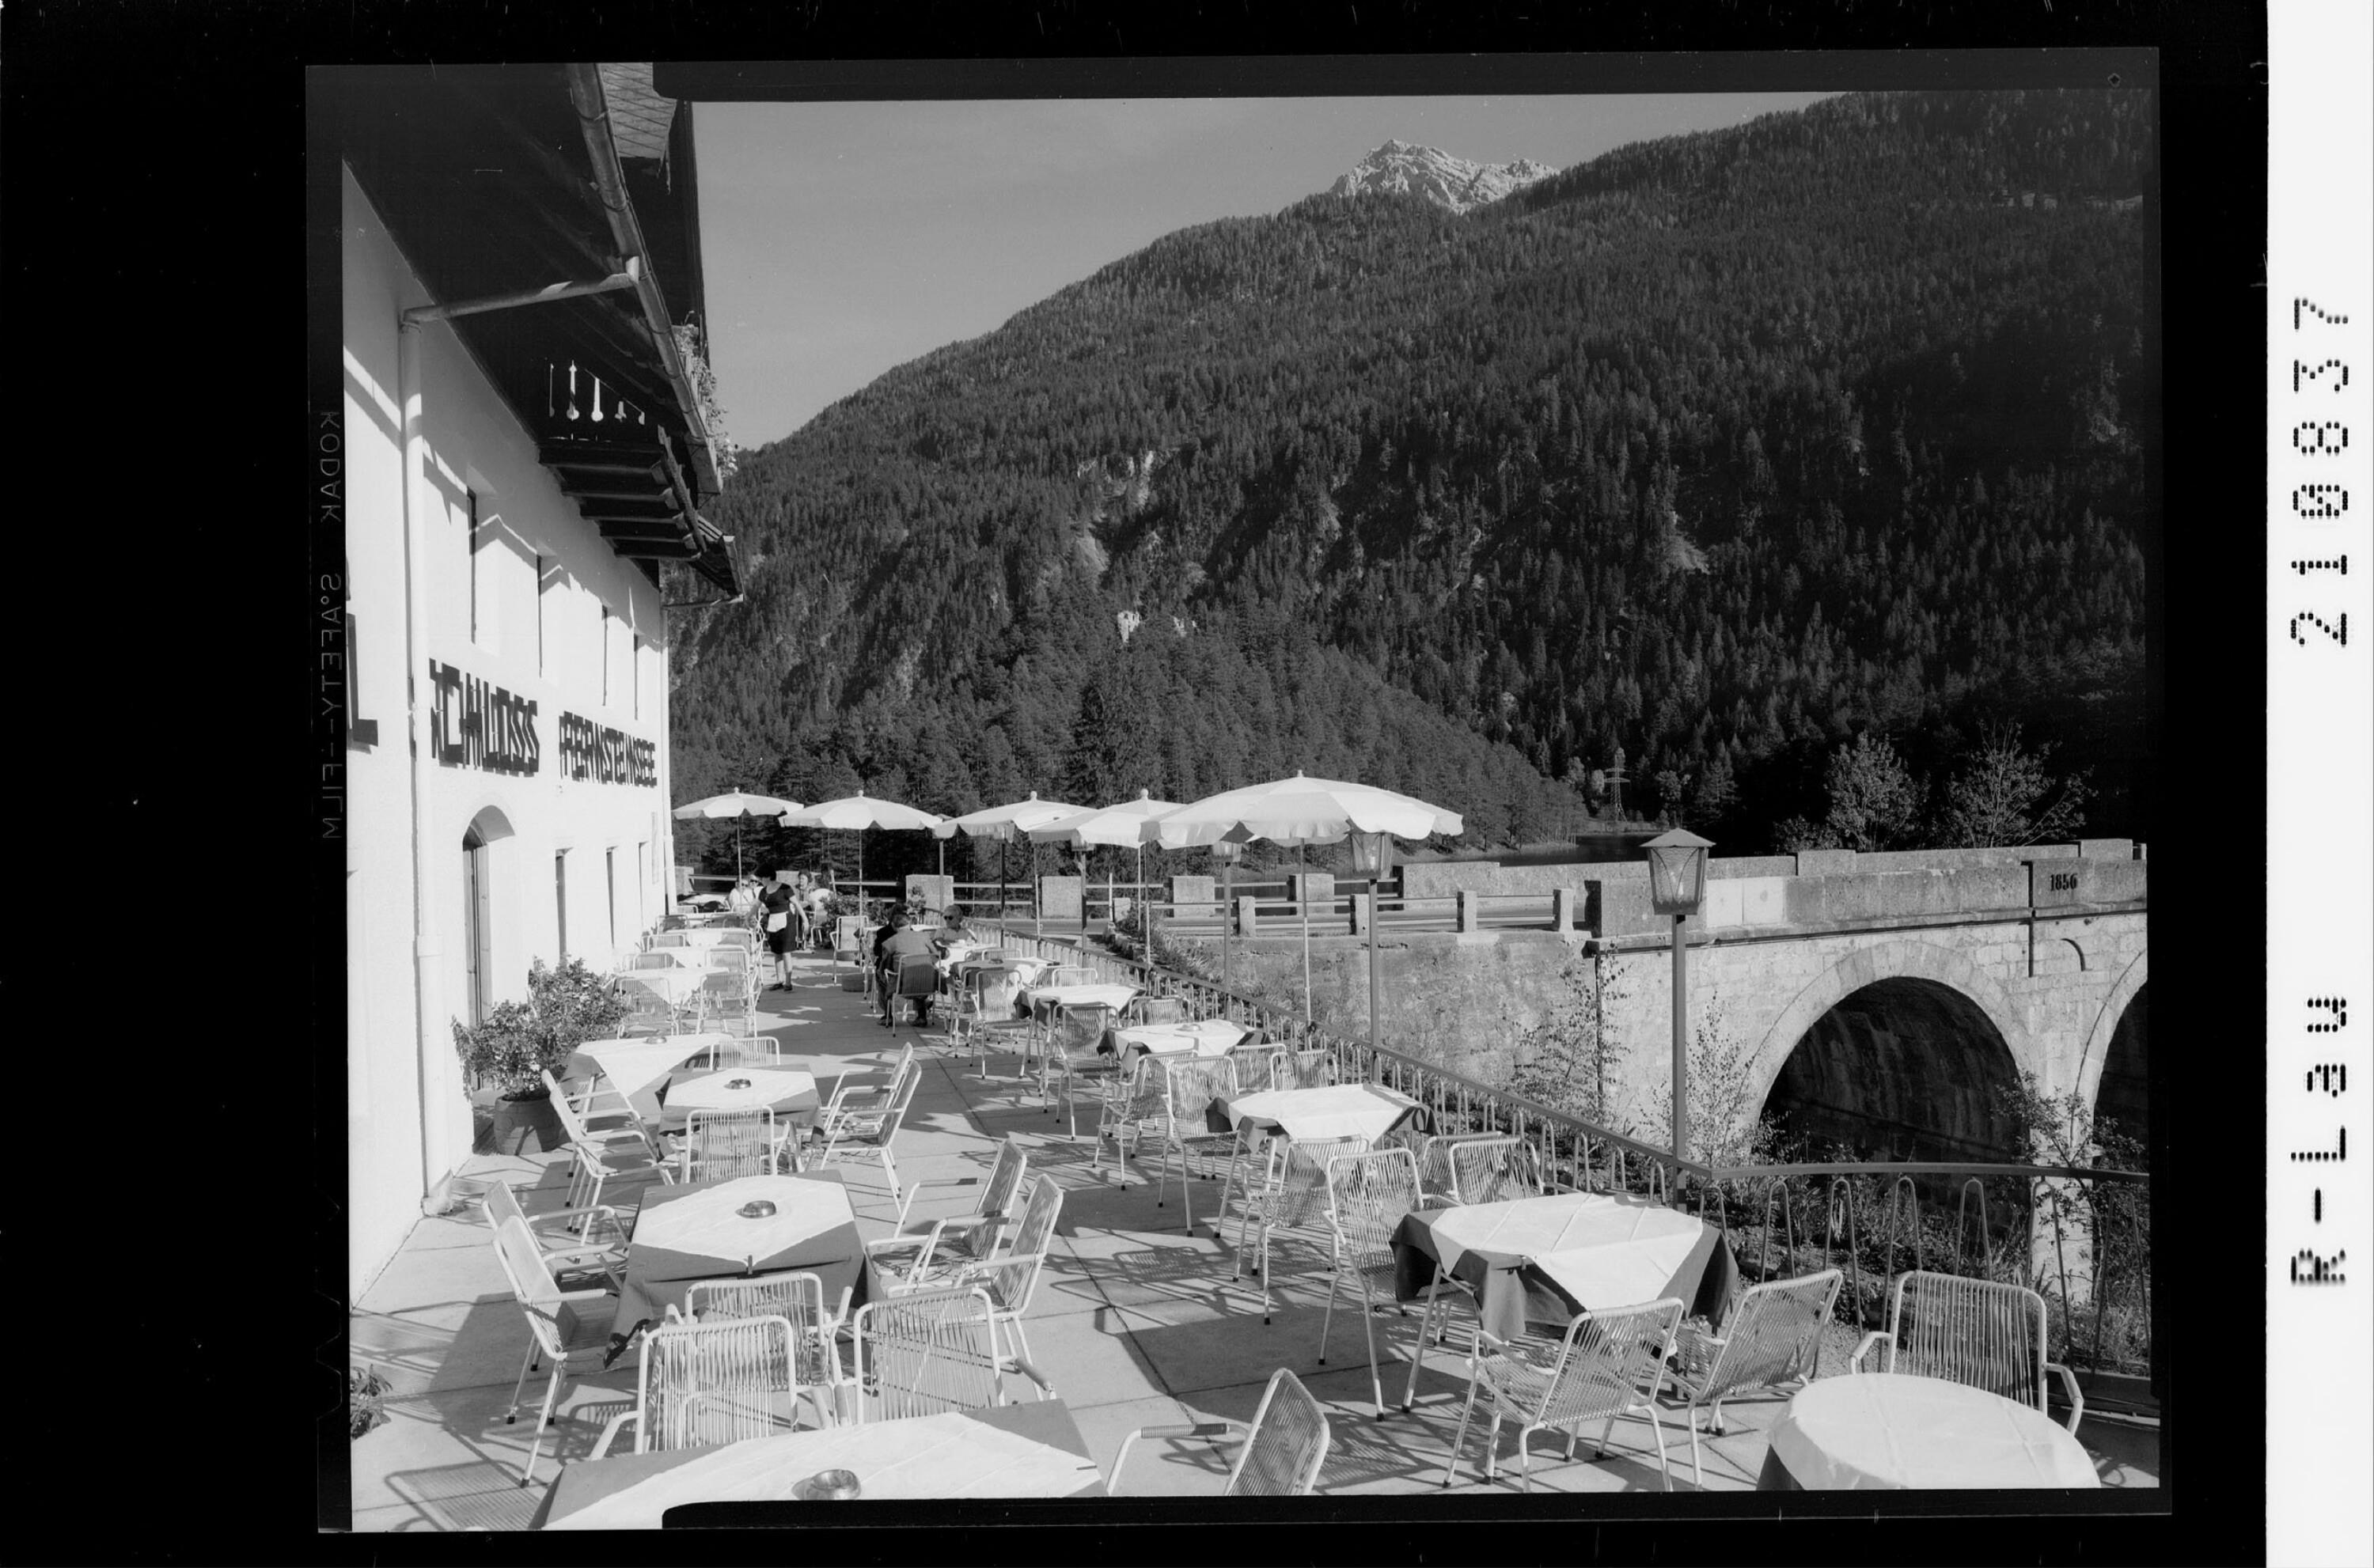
[{"xmin": 486, "ymin": 1089, "xmax": 567, "ymax": 1157}]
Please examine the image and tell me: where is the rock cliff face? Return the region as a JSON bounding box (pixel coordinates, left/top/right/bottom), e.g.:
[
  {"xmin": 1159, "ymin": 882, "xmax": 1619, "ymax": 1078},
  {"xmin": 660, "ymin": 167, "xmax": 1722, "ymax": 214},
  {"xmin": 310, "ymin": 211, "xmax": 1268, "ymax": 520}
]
[{"xmin": 1328, "ymin": 138, "xmax": 1558, "ymax": 214}]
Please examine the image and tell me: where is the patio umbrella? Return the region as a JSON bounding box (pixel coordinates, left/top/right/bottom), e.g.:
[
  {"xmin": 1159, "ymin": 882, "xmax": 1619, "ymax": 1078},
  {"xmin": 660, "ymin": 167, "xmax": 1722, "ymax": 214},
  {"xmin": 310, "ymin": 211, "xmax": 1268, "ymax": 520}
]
[
  {"xmin": 671, "ymin": 790, "xmax": 802, "ymax": 884},
  {"xmin": 1028, "ymin": 790, "xmax": 1183, "ymax": 943},
  {"xmin": 1151, "ymin": 771, "xmax": 1462, "ymax": 1032},
  {"xmin": 778, "ymin": 793, "xmax": 945, "ymax": 916},
  {"xmin": 935, "ymin": 792, "xmax": 1085, "ymax": 925}
]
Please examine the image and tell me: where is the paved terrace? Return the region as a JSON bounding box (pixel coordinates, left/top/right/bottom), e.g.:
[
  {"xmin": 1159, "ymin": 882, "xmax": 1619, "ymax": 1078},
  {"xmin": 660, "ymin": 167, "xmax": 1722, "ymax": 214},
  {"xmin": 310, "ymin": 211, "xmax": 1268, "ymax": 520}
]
[{"xmin": 345, "ymin": 945, "xmax": 2160, "ymax": 1529}]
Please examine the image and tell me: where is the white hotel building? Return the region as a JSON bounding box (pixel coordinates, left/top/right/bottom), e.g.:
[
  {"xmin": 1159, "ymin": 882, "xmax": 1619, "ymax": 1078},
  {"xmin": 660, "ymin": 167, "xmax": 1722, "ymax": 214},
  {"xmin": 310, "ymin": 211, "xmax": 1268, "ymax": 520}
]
[{"xmin": 336, "ymin": 65, "xmax": 738, "ymax": 1294}]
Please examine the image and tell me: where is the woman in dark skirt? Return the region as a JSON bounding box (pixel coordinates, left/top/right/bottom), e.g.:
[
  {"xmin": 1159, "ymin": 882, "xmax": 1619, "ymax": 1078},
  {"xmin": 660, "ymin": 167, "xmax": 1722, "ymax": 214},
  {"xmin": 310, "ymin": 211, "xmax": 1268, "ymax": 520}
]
[{"xmin": 760, "ymin": 877, "xmax": 797, "ymax": 990}]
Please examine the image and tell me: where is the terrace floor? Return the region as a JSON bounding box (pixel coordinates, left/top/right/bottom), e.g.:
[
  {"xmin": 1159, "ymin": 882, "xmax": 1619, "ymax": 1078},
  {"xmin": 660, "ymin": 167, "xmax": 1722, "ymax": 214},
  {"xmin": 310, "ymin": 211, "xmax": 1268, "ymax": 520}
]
[{"xmin": 343, "ymin": 945, "xmax": 2160, "ymax": 1529}]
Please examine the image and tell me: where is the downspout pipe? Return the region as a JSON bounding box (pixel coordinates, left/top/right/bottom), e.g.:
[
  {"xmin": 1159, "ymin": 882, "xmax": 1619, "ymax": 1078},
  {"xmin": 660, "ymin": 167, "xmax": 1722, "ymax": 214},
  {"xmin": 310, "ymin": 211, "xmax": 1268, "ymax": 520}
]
[{"xmin": 398, "ymin": 312, "xmax": 445, "ymax": 1202}]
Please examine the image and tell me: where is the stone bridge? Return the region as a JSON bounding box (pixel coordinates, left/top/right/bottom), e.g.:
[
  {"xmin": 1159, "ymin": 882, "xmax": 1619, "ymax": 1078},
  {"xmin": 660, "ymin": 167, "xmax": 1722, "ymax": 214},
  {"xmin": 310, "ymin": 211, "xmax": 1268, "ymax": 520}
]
[{"xmin": 1211, "ymin": 839, "xmax": 2148, "ymax": 1165}]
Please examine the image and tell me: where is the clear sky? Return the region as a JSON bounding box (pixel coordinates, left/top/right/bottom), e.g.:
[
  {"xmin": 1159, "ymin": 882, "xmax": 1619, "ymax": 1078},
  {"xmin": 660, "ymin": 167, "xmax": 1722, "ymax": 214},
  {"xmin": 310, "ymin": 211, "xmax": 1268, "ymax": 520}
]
[{"xmin": 694, "ymin": 93, "xmax": 1837, "ymax": 449}]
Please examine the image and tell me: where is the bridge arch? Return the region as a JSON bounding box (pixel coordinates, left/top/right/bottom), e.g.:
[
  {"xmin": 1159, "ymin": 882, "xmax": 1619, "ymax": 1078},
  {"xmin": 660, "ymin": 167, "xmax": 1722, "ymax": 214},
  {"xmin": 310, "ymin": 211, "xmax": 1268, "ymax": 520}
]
[
  {"xmin": 2074, "ymin": 949, "xmax": 2148, "ymax": 1138},
  {"xmin": 1743, "ymin": 941, "xmax": 2040, "ymax": 1163}
]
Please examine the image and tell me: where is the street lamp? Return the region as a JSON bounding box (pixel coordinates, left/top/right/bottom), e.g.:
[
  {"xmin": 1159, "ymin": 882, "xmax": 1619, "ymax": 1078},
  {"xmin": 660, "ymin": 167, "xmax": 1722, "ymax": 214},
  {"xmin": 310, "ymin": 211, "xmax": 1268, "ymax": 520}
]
[
  {"xmin": 1210, "ymin": 834, "xmax": 1246, "ymax": 993},
  {"xmin": 1643, "ymin": 828, "xmax": 1713, "ymax": 1166},
  {"xmin": 1349, "ymin": 831, "xmax": 1396, "ymax": 1060}
]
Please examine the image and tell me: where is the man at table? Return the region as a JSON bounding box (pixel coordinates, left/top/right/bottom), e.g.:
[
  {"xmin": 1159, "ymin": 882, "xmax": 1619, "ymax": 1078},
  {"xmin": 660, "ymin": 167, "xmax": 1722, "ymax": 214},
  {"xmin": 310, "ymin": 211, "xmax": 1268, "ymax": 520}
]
[{"xmin": 874, "ymin": 908, "xmax": 940, "ymax": 1025}]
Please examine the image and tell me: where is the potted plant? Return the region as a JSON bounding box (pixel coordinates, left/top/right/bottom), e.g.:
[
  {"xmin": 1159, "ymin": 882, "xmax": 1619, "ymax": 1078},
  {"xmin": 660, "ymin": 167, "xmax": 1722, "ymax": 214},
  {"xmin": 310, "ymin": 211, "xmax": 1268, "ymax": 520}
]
[{"xmin": 453, "ymin": 956, "xmax": 631, "ymax": 1156}]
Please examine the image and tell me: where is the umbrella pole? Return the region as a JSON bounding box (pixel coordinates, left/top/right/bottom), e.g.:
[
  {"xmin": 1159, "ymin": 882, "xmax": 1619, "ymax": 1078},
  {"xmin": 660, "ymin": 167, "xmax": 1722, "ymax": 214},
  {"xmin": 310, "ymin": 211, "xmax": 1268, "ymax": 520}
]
[
  {"xmin": 1368, "ymin": 869, "xmax": 1382, "ymax": 1059},
  {"xmin": 1221, "ymin": 859, "xmax": 1232, "ymax": 995},
  {"xmin": 1300, "ymin": 846, "xmax": 1311, "ymax": 1021}
]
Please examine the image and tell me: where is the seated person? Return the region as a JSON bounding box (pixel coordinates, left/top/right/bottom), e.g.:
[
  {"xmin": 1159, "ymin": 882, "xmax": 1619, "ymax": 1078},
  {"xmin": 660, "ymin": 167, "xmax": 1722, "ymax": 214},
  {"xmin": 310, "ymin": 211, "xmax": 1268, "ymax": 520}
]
[
  {"xmin": 931, "ymin": 909, "xmax": 973, "ymax": 957},
  {"xmin": 873, "ymin": 910, "xmax": 942, "ymax": 1025}
]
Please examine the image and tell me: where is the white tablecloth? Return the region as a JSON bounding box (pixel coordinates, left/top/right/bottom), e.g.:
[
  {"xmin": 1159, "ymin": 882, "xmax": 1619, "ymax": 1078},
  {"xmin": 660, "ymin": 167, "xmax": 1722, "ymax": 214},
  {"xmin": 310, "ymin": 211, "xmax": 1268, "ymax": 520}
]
[
  {"xmin": 1769, "ymin": 1373, "xmax": 2099, "ymax": 1490},
  {"xmin": 1220, "ymin": 1083, "xmax": 1421, "ymax": 1142},
  {"xmin": 633, "ymin": 1175, "xmax": 850, "ymax": 1271},
  {"xmin": 1023, "ymin": 983, "xmax": 1142, "ymax": 1018},
  {"xmin": 1113, "ymin": 1020, "xmax": 1250, "ymax": 1058},
  {"xmin": 572, "ymin": 1036, "xmax": 731, "ymax": 1103},
  {"xmin": 544, "ymin": 1407, "xmax": 1105, "ymax": 1526},
  {"xmin": 1423, "ymin": 1191, "xmax": 1708, "ymax": 1312},
  {"xmin": 664, "ymin": 1069, "xmax": 817, "ymax": 1116}
]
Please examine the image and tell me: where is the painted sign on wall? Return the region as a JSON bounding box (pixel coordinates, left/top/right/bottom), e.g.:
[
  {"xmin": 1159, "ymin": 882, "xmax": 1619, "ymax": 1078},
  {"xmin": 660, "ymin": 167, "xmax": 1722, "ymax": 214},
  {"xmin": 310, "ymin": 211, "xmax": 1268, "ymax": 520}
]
[
  {"xmin": 557, "ymin": 710, "xmax": 658, "ymax": 788},
  {"xmin": 427, "ymin": 659, "xmax": 540, "ymax": 775}
]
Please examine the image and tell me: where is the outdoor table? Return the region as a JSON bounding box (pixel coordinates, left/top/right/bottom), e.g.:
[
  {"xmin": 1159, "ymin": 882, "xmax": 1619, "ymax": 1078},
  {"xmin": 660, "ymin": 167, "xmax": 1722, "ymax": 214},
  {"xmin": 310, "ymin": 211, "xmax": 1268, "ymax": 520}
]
[
  {"xmin": 571, "ymin": 1036, "xmax": 733, "ymax": 1106},
  {"xmin": 1022, "ymin": 983, "xmax": 1143, "ymax": 1027},
  {"xmin": 531, "ymin": 1401, "xmax": 1106, "ymax": 1526},
  {"xmin": 1105, "ymin": 1019, "xmax": 1250, "ymax": 1059},
  {"xmin": 647, "ymin": 1067, "xmax": 821, "ymax": 1135},
  {"xmin": 609, "ymin": 1170, "xmax": 866, "ymax": 1358},
  {"xmin": 1210, "ymin": 1082, "xmax": 1426, "ymax": 1143},
  {"xmin": 1758, "ymin": 1373, "xmax": 2099, "ymax": 1490},
  {"xmin": 1389, "ymin": 1190, "xmax": 1739, "ymax": 1343},
  {"xmin": 618, "ymin": 968, "xmax": 709, "ymax": 1008}
]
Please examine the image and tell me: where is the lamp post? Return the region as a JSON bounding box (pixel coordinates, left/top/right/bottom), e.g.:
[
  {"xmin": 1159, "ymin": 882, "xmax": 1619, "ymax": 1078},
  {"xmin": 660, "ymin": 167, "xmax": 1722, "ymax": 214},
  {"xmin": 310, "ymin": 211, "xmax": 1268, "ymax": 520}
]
[
  {"xmin": 1643, "ymin": 828, "xmax": 1713, "ymax": 1168},
  {"xmin": 1210, "ymin": 835, "xmax": 1245, "ymax": 994},
  {"xmin": 1349, "ymin": 831, "xmax": 1396, "ymax": 1060}
]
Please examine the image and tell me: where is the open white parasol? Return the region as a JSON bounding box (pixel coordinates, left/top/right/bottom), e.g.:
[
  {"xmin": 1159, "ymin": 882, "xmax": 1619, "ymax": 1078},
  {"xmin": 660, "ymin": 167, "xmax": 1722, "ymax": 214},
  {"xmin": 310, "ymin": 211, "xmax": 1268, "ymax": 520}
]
[
  {"xmin": 935, "ymin": 792, "xmax": 1086, "ymax": 922},
  {"xmin": 1028, "ymin": 790, "xmax": 1183, "ymax": 941},
  {"xmin": 1151, "ymin": 771, "xmax": 1462, "ymax": 1028},
  {"xmin": 672, "ymin": 790, "xmax": 802, "ymax": 884},
  {"xmin": 778, "ymin": 793, "xmax": 945, "ymax": 914}
]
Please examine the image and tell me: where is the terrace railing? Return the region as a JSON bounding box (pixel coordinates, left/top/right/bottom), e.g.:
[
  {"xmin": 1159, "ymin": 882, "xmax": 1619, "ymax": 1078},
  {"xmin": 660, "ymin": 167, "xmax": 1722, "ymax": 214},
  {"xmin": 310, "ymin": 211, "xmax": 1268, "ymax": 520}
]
[{"xmin": 976, "ymin": 920, "xmax": 2154, "ymax": 1402}]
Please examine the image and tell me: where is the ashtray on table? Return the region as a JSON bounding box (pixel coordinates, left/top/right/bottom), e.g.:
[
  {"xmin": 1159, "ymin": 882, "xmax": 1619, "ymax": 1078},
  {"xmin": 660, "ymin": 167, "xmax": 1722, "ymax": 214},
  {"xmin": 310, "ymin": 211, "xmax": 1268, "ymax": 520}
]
[
  {"xmin": 724, "ymin": 1078, "xmax": 753, "ymax": 1090},
  {"xmin": 737, "ymin": 1200, "xmax": 778, "ymax": 1218},
  {"xmin": 795, "ymin": 1469, "xmax": 862, "ymax": 1501}
]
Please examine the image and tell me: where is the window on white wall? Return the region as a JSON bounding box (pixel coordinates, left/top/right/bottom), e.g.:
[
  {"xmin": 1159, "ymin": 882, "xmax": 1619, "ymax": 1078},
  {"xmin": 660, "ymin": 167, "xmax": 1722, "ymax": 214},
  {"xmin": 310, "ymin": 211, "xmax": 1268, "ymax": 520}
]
[
  {"xmin": 605, "ymin": 848, "xmax": 618, "ymax": 953},
  {"xmin": 537, "ymin": 556, "xmax": 556, "ymax": 680},
  {"xmin": 631, "ymin": 632, "xmax": 643, "ymax": 720},
  {"xmin": 467, "ymin": 491, "xmax": 484, "ymax": 647}
]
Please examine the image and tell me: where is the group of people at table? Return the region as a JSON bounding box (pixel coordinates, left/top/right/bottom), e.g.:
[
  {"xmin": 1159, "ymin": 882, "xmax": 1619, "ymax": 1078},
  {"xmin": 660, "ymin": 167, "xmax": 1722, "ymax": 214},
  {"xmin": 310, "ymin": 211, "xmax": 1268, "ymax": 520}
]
[{"xmin": 529, "ymin": 900, "xmax": 2101, "ymax": 1524}]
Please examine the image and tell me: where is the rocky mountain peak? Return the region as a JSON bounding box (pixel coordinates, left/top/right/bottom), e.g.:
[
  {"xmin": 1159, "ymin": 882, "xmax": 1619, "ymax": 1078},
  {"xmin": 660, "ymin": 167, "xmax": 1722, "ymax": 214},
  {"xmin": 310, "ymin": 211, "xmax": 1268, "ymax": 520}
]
[{"xmin": 1329, "ymin": 140, "xmax": 1558, "ymax": 214}]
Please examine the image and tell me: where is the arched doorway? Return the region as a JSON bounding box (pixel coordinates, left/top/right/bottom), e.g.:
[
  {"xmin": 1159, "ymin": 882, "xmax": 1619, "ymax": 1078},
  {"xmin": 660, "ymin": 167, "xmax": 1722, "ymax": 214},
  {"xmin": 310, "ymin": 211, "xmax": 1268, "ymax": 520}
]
[
  {"xmin": 1762, "ymin": 976, "xmax": 2026, "ymax": 1164},
  {"xmin": 461, "ymin": 805, "xmax": 516, "ymax": 1022}
]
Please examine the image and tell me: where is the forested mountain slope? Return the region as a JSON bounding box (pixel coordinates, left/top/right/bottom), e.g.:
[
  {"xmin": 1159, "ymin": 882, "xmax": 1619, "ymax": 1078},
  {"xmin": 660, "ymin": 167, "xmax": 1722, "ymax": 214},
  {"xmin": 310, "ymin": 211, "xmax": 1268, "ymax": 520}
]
[{"xmin": 673, "ymin": 89, "xmax": 2151, "ymax": 877}]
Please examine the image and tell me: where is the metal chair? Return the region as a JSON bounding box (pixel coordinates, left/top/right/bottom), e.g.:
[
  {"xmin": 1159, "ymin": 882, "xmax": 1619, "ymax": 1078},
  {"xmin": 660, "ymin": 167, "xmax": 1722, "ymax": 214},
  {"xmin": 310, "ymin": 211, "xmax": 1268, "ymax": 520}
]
[
  {"xmin": 1319, "ymin": 1146, "xmax": 1424, "ymax": 1418},
  {"xmin": 666, "ymin": 1271, "xmax": 851, "ymax": 1430},
  {"xmin": 544, "ymin": 1069, "xmax": 668, "ymax": 1172},
  {"xmin": 809, "ymin": 1061, "xmax": 922, "ymax": 1196},
  {"xmin": 832, "ymin": 915, "xmax": 867, "ymax": 971},
  {"xmin": 1128, "ymin": 994, "xmax": 1189, "ymax": 1026},
  {"xmin": 949, "ymin": 963, "xmax": 1040, "ymax": 1083},
  {"xmin": 1442, "ymin": 1297, "xmax": 1684, "ymax": 1492},
  {"xmin": 847, "ymin": 1286, "xmax": 1050, "ymax": 1423},
  {"xmin": 488, "ymin": 1215, "xmax": 634, "ymax": 1486},
  {"xmin": 482, "ymin": 1176, "xmax": 625, "ymax": 1291},
  {"xmin": 1104, "ymin": 1055, "xmax": 1243, "ymax": 1233},
  {"xmin": 620, "ymin": 951, "xmax": 680, "ymax": 972},
  {"xmin": 1665, "ymin": 1269, "xmax": 1841, "ymax": 1488},
  {"xmin": 1044, "ymin": 965, "xmax": 1098, "ymax": 987},
  {"xmin": 814, "ymin": 1045, "xmax": 918, "ymax": 1139},
  {"xmin": 676, "ymin": 1108, "xmax": 779, "ymax": 1184},
  {"xmin": 879, "ymin": 955, "xmax": 940, "ymax": 1029},
  {"xmin": 1107, "ymin": 1367, "xmax": 1333, "ymax": 1497},
  {"xmin": 1041, "ymin": 1002, "xmax": 1124, "ymax": 1137},
  {"xmin": 588, "ymin": 1314, "xmax": 805, "ymax": 1457},
  {"xmin": 883, "ymin": 1176, "xmax": 1066, "ymax": 1404},
  {"xmin": 1234, "ymin": 1134, "xmax": 1371, "ymax": 1324},
  {"xmin": 616, "ymin": 974, "xmax": 696, "ymax": 1037},
  {"xmin": 1224, "ymin": 1039, "xmax": 1293, "ymax": 1094},
  {"xmin": 1852, "ymin": 1270, "xmax": 2084, "ymax": 1434},
  {"xmin": 1446, "ymin": 1135, "xmax": 1547, "ymax": 1206},
  {"xmin": 866, "ymin": 1135, "xmax": 1030, "ymax": 1287}
]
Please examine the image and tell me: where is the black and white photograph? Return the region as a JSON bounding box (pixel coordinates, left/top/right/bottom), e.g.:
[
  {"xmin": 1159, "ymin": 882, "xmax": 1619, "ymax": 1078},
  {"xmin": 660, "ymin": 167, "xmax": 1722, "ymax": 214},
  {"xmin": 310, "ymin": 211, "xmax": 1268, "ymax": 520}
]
[{"xmin": 313, "ymin": 50, "xmax": 2194, "ymax": 1536}]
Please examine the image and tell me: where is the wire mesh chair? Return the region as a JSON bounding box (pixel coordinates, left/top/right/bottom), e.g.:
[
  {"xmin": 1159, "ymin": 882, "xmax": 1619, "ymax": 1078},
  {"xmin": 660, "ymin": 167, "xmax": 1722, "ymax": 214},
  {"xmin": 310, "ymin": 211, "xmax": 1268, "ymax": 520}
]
[
  {"xmin": 483, "ymin": 1176, "xmax": 625, "ymax": 1290},
  {"xmin": 489, "ymin": 1214, "xmax": 632, "ymax": 1486},
  {"xmin": 809, "ymin": 1061, "xmax": 922, "ymax": 1196},
  {"xmin": 879, "ymin": 955, "xmax": 940, "ymax": 1029},
  {"xmin": 676, "ymin": 1108, "xmax": 779, "ymax": 1184},
  {"xmin": 1044, "ymin": 965, "xmax": 1098, "ymax": 987},
  {"xmin": 1446, "ymin": 1136, "xmax": 1547, "ymax": 1206},
  {"xmin": 1106, "ymin": 1367, "xmax": 1333, "ymax": 1497},
  {"xmin": 1443, "ymin": 1297, "xmax": 1684, "ymax": 1492},
  {"xmin": 866, "ymin": 1135, "xmax": 1030, "ymax": 1287},
  {"xmin": 1041, "ymin": 1002, "xmax": 1124, "ymax": 1137},
  {"xmin": 1224, "ymin": 1040, "xmax": 1294, "ymax": 1094},
  {"xmin": 1664, "ymin": 1268, "xmax": 1841, "ymax": 1488},
  {"xmin": 886, "ymin": 1176, "xmax": 1066, "ymax": 1403},
  {"xmin": 544, "ymin": 1069, "xmax": 669, "ymax": 1172},
  {"xmin": 1318, "ymin": 1146, "xmax": 1425, "ymax": 1418},
  {"xmin": 1234, "ymin": 1134, "xmax": 1372, "ymax": 1324},
  {"xmin": 1852, "ymin": 1270, "xmax": 2084, "ymax": 1434},
  {"xmin": 1120, "ymin": 1055, "xmax": 1246, "ymax": 1233},
  {"xmin": 667, "ymin": 1271, "xmax": 850, "ymax": 1430},
  {"xmin": 696, "ymin": 967, "xmax": 757, "ymax": 1037},
  {"xmin": 950, "ymin": 963, "xmax": 1040, "ymax": 1083},
  {"xmin": 814, "ymin": 1044, "xmax": 918, "ymax": 1138},
  {"xmin": 1128, "ymin": 995, "xmax": 1189, "ymax": 1027},
  {"xmin": 588, "ymin": 1314, "xmax": 805, "ymax": 1458},
  {"xmin": 616, "ymin": 974, "xmax": 696, "ymax": 1037},
  {"xmin": 848, "ymin": 1286, "xmax": 1049, "ymax": 1423},
  {"xmin": 620, "ymin": 951, "xmax": 680, "ymax": 972}
]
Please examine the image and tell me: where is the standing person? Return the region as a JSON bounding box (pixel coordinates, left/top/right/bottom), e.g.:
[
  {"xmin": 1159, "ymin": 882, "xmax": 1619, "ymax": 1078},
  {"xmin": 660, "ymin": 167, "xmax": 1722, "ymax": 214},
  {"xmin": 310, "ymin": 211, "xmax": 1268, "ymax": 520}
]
[{"xmin": 761, "ymin": 877, "xmax": 797, "ymax": 990}]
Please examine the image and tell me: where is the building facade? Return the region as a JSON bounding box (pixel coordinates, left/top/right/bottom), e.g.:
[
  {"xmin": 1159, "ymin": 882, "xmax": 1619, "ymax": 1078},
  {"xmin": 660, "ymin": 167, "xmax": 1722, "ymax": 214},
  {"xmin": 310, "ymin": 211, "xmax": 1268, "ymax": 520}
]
[{"xmin": 336, "ymin": 66, "xmax": 737, "ymax": 1295}]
